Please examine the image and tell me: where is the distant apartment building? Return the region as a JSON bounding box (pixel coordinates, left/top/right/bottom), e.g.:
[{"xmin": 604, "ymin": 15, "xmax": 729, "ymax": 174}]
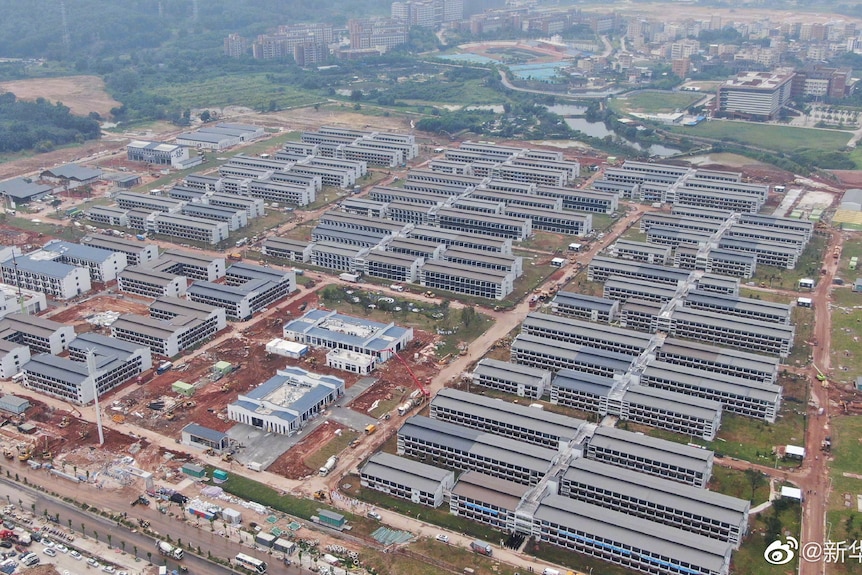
[
  {"xmin": 715, "ymin": 71, "xmax": 795, "ymax": 121},
  {"xmin": 348, "ymin": 18, "xmax": 409, "ymax": 52},
  {"xmin": 223, "ymin": 33, "xmax": 249, "ymax": 57}
]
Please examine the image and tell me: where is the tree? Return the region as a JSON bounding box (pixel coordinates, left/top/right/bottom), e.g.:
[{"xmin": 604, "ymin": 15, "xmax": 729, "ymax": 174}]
[
  {"xmin": 460, "ymin": 306, "xmax": 477, "ymax": 328},
  {"xmin": 147, "ymin": 551, "xmax": 152, "ymax": 564},
  {"xmin": 313, "ymin": 103, "xmax": 320, "ymax": 112},
  {"xmin": 199, "ymin": 110, "xmax": 212, "ymax": 123},
  {"xmin": 349, "ymin": 89, "xmax": 363, "ymax": 102},
  {"xmin": 133, "ymin": 545, "xmax": 138, "ymax": 558}
]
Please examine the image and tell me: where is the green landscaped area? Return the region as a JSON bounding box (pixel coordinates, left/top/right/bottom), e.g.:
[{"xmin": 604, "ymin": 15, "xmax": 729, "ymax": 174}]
[
  {"xmin": 529, "ymin": 538, "xmax": 633, "ymax": 575},
  {"xmin": 709, "ymin": 466, "xmax": 771, "ymax": 505},
  {"xmin": 732, "ymin": 500, "xmax": 802, "ymax": 575},
  {"xmin": 341, "ymin": 474, "xmax": 503, "ymax": 544},
  {"xmin": 612, "ymin": 90, "xmax": 703, "ymax": 115},
  {"xmin": 837, "ymin": 233, "xmax": 862, "ymax": 285},
  {"xmin": 668, "ymin": 121, "xmax": 852, "ymax": 155},
  {"xmin": 395, "ymin": 538, "xmax": 520, "ymax": 575},
  {"xmin": 643, "ymin": 374, "xmax": 808, "ymax": 467},
  {"xmin": 788, "ymin": 306, "xmax": 816, "ymax": 366},
  {"xmin": 827, "ymin": 416, "xmax": 862, "ymax": 575},
  {"xmin": 830, "ymin": 297, "xmax": 862, "ymax": 385}
]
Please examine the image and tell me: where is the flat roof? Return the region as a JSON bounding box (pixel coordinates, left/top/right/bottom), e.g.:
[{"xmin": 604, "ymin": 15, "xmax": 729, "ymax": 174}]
[
  {"xmin": 81, "ymin": 234, "xmax": 153, "ymax": 252},
  {"xmin": 120, "ymin": 266, "xmax": 180, "ymax": 286},
  {"xmin": 589, "ymin": 256, "xmax": 691, "ymax": 284},
  {"xmin": 0, "ymin": 313, "xmax": 68, "ymax": 338},
  {"xmin": 432, "ymin": 388, "xmax": 584, "ymax": 440},
  {"xmin": 534, "ymin": 495, "xmax": 732, "ymax": 573},
  {"xmin": 151, "ymin": 295, "xmax": 219, "ymax": 319},
  {"xmin": 42, "ymin": 240, "xmax": 117, "ymax": 264},
  {"xmin": 551, "ymin": 368, "xmax": 616, "ymax": 396},
  {"xmin": 41, "ymin": 164, "xmax": 101, "ymax": 181}
]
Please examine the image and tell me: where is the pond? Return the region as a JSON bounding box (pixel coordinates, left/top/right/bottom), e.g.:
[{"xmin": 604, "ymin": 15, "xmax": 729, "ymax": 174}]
[{"xmin": 561, "ymin": 116, "xmax": 682, "ymax": 157}]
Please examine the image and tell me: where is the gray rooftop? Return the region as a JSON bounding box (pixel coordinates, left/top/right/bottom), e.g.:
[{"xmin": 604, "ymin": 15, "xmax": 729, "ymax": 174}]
[
  {"xmin": 623, "ymin": 385, "xmax": 722, "ymax": 420},
  {"xmin": 421, "ymin": 260, "xmax": 511, "ymax": 282},
  {"xmin": 512, "ymin": 334, "xmax": 634, "ymax": 373},
  {"xmin": 642, "ymin": 360, "xmax": 782, "ymax": 403},
  {"xmin": 42, "ymin": 240, "xmax": 117, "ymax": 264},
  {"xmin": 473, "ymin": 358, "xmax": 549, "ymax": 387},
  {"xmin": 522, "ymin": 312, "xmax": 651, "ymax": 355},
  {"xmin": 451, "ymin": 470, "xmax": 530, "ymax": 511},
  {"xmin": 534, "ymin": 495, "xmax": 731, "ymax": 574},
  {"xmin": 360, "ymin": 452, "xmax": 453, "ymax": 494},
  {"xmin": 41, "ymin": 164, "xmax": 102, "ymax": 181},
  {"xmin": 551, "ymin": 291, "xmax": 617, "ymax": 312},
  {"xmin": 432, "ymin": 388, "xmax": 585, "ymax": 441},
  {"xmin": 590, "ymin": 426, "xmax": 714, "ymax": 467}
]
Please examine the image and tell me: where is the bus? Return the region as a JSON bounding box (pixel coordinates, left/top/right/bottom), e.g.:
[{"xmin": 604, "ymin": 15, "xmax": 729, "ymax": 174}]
[{"xmin": 235, "ymin": 553, "xmax": 267, "ymax": 574}]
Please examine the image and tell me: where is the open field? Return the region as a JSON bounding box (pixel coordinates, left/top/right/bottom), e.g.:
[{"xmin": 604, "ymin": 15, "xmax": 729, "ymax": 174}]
[
  {"xmin": 753, "ymin": 235, "xmax": 828, "ymax": 291},
  {"xmin": 0, "ymin": 75, "xmax": 121, "ymax": 117},
  {"xmin": 788, "ymin": 306, "xmax": 815, "ymax": 366},
  {"xmin": 836, "ymin": 233, "xmax": 862, "ymax": 285},
  {"xmin": 612, "ymin": 91, "xmax": 703, "ymax": 115},
  {"xmin": 152, "ymin": 74, "xmax": 318, "ymax": 111},
  {"xmin": 668, "ymin": 121, "xmax": 851, "ymax": 155},
  {"xmin": 731, "ymin": 500, "xmax": 802, "ymax": 575},
  {"xmin": 826, "ymin": 416, "xmax": 862, "ymax": 575},
  {"xmin": 709, "ymin": 466, "xmax": 771, "ymax": 505},
  {"xmin": 830, "ymin": 299, "xmax": 862, "ymax": 385}
]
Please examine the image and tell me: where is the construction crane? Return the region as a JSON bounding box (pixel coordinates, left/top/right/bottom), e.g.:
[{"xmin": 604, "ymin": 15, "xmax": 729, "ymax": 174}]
[{"xmin": 385, "ymin": 348, "xmax": 430, "ymax": 399}]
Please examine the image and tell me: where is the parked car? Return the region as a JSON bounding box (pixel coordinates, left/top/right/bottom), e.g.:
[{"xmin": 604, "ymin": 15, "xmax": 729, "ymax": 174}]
[{"xmin": 435, "ymin": 534, "xmax": 450, "ymax": 544}]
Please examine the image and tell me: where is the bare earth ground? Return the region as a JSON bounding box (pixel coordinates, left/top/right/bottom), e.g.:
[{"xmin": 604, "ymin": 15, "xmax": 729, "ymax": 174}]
[{"xmin": 0, "ymin": 75, "xmax": 120, "ymax": 118}]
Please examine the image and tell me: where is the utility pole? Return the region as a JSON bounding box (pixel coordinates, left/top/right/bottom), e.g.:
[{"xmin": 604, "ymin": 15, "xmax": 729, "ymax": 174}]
[{"xmin": 86, "ymin": 350, "xmax": 105, "ymax": 446}]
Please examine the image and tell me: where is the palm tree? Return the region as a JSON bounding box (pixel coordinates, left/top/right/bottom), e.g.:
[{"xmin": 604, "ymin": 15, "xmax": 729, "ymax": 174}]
[
  {"xmin": 80, "ymin": 522, "xmax": 85, "ymax": 537},
  {"xmin": 92, "ymin": 530, "xmax": 98, "ymax": 542},
  {"xmin": 67, "ymin": 519, "xmax": 71, "ymax": 530},
  {"xmin": 147, "ymin": 551, "xmax": 152, "ymax": 564},
  {"xmin": 133, "ymin": 545, "xmax": 138, "ymax": 559},
  {"xmin": 107, "ymin": 534, "xmax": 112, "ymax": 547},
  {"xmin": 121, "ymin": 541, "xmax": 125, "ymax": 554}
]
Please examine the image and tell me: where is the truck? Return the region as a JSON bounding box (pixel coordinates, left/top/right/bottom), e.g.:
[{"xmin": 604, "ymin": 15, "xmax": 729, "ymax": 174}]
[
  {"xmin": 246, "ymin": 462, "xmax": 262, "ymax": 472},
  {"xmin": 319, "ymin": 455, "xmax": 338, "ymax": 476},
  {"xmin": 397, "ymin": 399, "xmax": 415, "ymax": 416},
  {"xmin": 157, "ymin": 540, "xmax": 184, "ymax": 560},
  {"xmin": 339, "ymin": 272, "xmax": 360, "ymax": 283},
  {"xmin": 236, "ymin": 237, "xmax": 248, "ymax": 248},
  {"xmin": 156, "ymin": 361, "xmax": 173, "ymax": 375},
  {"xmin": 470, "ymin": 540, "xmax": 492, "ymax": 556},
  {"xmin": 227, "ymin": 252, "xmax": 243, "ymax": 261},
  {"xmin": 135, "ymin": 234, "xmax": 147, "ymax": 241},
  {"xmin": 389, "ymin": 284, "xmax": 404, "ymax": 292},
  {"xmin": 364, "ymin": 424, "xmax": 377, "ymax": 435}
]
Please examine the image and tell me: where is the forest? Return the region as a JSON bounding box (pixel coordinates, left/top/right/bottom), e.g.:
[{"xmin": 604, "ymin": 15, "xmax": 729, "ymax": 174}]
[{"xmin": 0, "ymin": 92, "xmax": 101, "ymax": 153}]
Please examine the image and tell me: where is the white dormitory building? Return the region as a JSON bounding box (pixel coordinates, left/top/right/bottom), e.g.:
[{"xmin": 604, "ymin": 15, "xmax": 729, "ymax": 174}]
[
  {"xmin": 187, "ymin": 262, "xmax": 295, "ymax": 321},
  {"xmin": 228, "ymin": 366, "xmax": 344, "ymax": 435},
  {"xmin": 118, "ymin": 266, "xmax": 188, "ymax": 299},
  {"xmin": 126, "ymin": 140, "xmax": 203, "ymax": 170},
  {"xmin": 80, "ymin": 234, "xmax": 159, "ymax": 267},
  {"xmin": 111, "ymin": 296, "xmax": 227, "ymax": 358},
  {"xmin": 22, "ymin": 332, "xmax": 152, "ymax": 404},
  {"xmin": 0, "ymin": 250, "xmax": 92, "ymax": 300},
  {"xmin": 360, "ymin": 452, "xmax": 455, "ymax": 508},
  {"xmin": 40, "ymin": 240, "xmax": 128, "ymax": 283}
]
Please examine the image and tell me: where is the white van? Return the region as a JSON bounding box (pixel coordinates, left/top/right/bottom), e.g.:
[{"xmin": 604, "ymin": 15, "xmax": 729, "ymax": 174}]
[{"xmin": 542, "ymin": 569, "xmax": 560, "ymax": 575}]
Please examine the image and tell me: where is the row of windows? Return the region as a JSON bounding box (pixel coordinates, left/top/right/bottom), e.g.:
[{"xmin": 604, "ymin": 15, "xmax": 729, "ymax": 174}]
[
  {"xmin": 671, "ymin": 322, "xmax": 791, "ymax": 356},
  {"xmin": 438, "ymin": 219, "xmax": 528, "ymax": 240},
  {"xmin": 654, "ymin": 352, "xmax": 776, "ymax": 384},
  {"xmin": 430, "ymin": 406, "xmax": 561, "ymax": 449},
  {"xmin": 586, "ymin": 446, "xmax": 708, "ymax": 488},
  {"xmin": 560, "ymin": 482, "xmax": 742, "ymax": 543},
  {"xmin": 361, "ymin": 475, "xmax": 438, "ymax": 507},
  {"xmin": 641, "ymin": 378, "xmax": 778, "ymax": 422},
  {"xmin": 521, "ymin": 325, "xmax": 644, "ymax": 356},
  {"xmin": 512, "ymin": 350, "xmax": 622, "ymax": 378},
  {"xmin": 684, "ymin": 300, "xmax": 789, "ymax": 324},
  {"xmin": 398, "ymin": 437, "xmax": 542, "ymax": 486}
]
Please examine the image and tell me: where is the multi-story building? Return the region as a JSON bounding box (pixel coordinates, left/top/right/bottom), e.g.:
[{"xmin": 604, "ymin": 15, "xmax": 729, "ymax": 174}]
[
  {"xmin": 549, "ymin": 291, "xmax": 619, "ymax": 323},
  {"xmin": 561, "ymin": 458, "xmax": 749, "ymax": 548},
  {"xmin": 521, "ymin": 313, "xmax": 651, "ymax": 357},
  {"xmin": 0, "ymin": 252, "xmax": 92, "ymax": 300},
  {"xmin": 154, "ymin": 213, "xmax": 229, "ymax": 245},
  {"xmin": 24, "ymin": 333, "xmax": 152, "ymax": 404},
  {"xmin": 715, "ymin": 71, "xmax": 794, "ymax": 120},
  {"xmin": 640, "ymin": 360, "xmax": 782, "ymax": 422},
  {"xmin": 609, "ymin": 239, "xmax": 672, "ymax": 265},
  {"xmin": 223, "ymin": 33, "xmax": 248, "ymax": 57},
  {"xmin": 126, "ymin": 141, "xmax": 202, "ymax": 169},
  {"xmin": 656, "ymin": 337, "xmax": 779, "ymax": 385},
  {"xmin": 586, "ymin": 426, "xmax": 714, "ymax": 488},
  {"xmin": 397, "ymin": 415, "xmax": 558, "ymax": 486},
  {"xmin": 40, "ymin": 240, "xmax": 128, "ymax": 284},
  {"xmin": 668, "ymin": 307, "xmax": 794, "ymax": 358},
  {"xmin": 419, "ymin": 260, "xmax": 514, "ymax": 300},
  {"xmin": 449, "ymin": 471, "xmax": 529, "ymax": 532},
  {"xmin": 348, "ymin": 18, "xmax": 409, "ymax": 52},
  {"xmin": 81, "ymin": 235, "xmax": 159, "ymax": 267},
  {"xmin": 181, "ymin": 204, "xmax": 247, "ymax": 231},
  {"xmin": 111, "ymin": 304, "xmax": 226, "ymax": 358},
  {"xmin": 261, "ymin": 238, "xmax": 313, "ymax": 263},
  {"xmin": 429, "ymin": 388, "xmax": 585, "ymax": 450},
  {"xmin": 118, "ymin": 266, "xmax": 187, "ymax": 299},
  {"xmin": 360, "ymin": 452, "xmax": 455, "ymax": 508},
  {"xmin": 470, "ymin": 358, "xmax": 551, "ymax": 399},
  {"xmin": 148, "ymin": 250, "xmax": 225, "ymax": 282},
  {"xmin": 511, "ymin": 333, "xmax": 634, "ymax": 377},
  {"xmin": 534, "ymin": 495, "xmax": 732, "ymax": 575},
  {"xmin": 0, "ymin": 313, "xmax": 75, "ymax": 355}
]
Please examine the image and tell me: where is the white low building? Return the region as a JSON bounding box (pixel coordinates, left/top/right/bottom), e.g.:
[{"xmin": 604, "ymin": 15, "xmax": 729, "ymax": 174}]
[{"xmin": 326, "ymin": 348, "xmax": 376, "ymax": 374}]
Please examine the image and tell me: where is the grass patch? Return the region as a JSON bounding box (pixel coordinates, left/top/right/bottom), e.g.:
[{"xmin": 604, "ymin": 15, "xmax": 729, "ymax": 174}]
[
  {"xmin": 528, "ymin": 538, "xmax": 633, "ymax": 575},
  {"xmin": 643, "ymin": 373, "xmax": 808, "ymax": 467},
  {"xmin": 837, "ymin": 232, "xmax": 862, "ymax": 284},
  {"xmin": 827, "ymin": 416, "xmax": 862, "ymax": 575},
  {"xmin": 832, "ymin": 287, "xmax": 862, "ymax": 308},
  {"xmin": 752, "ymin": 235, "xmax": 828, "ymax": 291},
  {"xmin": 788, "ymin": 306, "xmax": 815, "ymax": 366},
  {"xmin": 738, "ymin": 288, "xmax": 794, "ymax": 304},
  {"xmin": 731, "ymin": 500, "xmax": 802, "ymax": 575},
  {"xmin": 206, "ymin": 465, "xmax": 349, "ymax": 523},
  {"xmin": 830, "ymin": 298, "xmax": 862, "ymax": 384},
  {"xmin": 151, "ymin": 73, "xmax": 317, "ymax": 111},
  {"xmin": 668, "ymin": 121, "xmax": 851, "ymax": 155},
  {"xmin": 613, "ymin": 91, "xmax": 703, "ymax": 114},
  {"xmin": 304, "ymin": 430, "xmax": 359, "ymax": 472},
  {"xmin": 342, "ymin": 474, "xmax": 504, "ymax": 543},
  {"xmin": 709, "ymin": 465, "xmax": 771, "ymax": 504}
]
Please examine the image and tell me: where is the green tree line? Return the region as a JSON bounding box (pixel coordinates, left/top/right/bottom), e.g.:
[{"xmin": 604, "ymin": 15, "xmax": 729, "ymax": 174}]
[{"xmin": 0, "ymin": 92, "xmax": 101, "ymax": 153}]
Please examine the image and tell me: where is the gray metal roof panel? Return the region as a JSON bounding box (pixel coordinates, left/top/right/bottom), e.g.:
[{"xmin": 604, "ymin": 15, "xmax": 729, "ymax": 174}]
[{"xmin": 473, "ymin": 358, "xmax": 549, "ymax": 386}]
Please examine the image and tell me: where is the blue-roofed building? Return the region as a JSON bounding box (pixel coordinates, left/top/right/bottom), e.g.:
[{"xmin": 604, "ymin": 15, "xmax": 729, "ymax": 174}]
[
  {"xmin": 0, "ymin": 250, "xmax": 92, "ymax": 299},
  {"xmin": 283, "ymin": 309, "xmax": 413, "ymax": 365},
  {"xmin": 41, "ymin": 239, "xmax": 128, "ymax": 283},
  {"xmin": 181, "ymin": 423, "xmax": 230, "ymax": 453},
  {"xmin": 227, "ymin": 366, "xmax": 344, "ymax": 435}
]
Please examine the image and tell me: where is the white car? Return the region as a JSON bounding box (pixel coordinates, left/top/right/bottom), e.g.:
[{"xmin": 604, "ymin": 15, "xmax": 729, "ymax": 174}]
[
  {"xmin": 69, "ymin": 550, "xmax": 82, "ymax": 560},
  {"xmin": 42, "ymin": 548, "xmax": 57, "ymax": 557},
  {"xmin": 54, "ymin": 543, "xmax": 68, "ymax": 553},
  {"xmin": 86, "ymin": 557, "xmax": 99, "ymax": 567},
  {"xmin": 41, "ymin": 539, "xmax": 54, "ymax": 548},
  {"xmin": 435, "ymin": 534, "xmax": 449, "ymax": 544},
  {"xmin": 102, "ymin": 566, "xmax": 116, "ymax": 574}
]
